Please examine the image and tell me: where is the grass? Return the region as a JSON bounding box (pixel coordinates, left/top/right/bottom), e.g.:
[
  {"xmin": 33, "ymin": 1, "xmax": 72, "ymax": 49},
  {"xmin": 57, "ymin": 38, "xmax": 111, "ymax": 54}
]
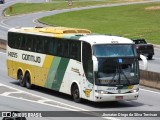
[
  {"xmin": 39, "ymin": 2, "xmax": 160, "ymax": 44},
  {"xmin": 5, "ymin": 0, "xmax": 143, "ymax": 16}
]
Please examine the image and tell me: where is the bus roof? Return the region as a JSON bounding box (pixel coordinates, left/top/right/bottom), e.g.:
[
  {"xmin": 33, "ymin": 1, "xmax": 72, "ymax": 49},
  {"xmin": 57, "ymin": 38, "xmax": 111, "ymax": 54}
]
[
  {"xmin": 8, "ymin": 27, "xmax": 133, "ymax": 45},
  {"xmin": 9, "ymin": 27, "xmax": 91, "ymax": 34}
]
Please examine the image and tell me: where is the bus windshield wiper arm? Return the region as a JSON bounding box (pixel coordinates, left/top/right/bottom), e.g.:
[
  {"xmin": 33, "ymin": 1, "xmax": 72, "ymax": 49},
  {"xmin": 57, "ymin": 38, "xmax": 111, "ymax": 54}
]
[{"xmin": 119, "ymin": 65, "xmax": 130, "ymax": 85}]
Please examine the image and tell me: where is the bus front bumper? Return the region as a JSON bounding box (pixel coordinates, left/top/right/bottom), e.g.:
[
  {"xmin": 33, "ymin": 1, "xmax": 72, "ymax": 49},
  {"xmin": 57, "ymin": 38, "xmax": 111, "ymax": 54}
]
[{"xmin": 94, "ymin": 92, "xmax": 139, "ymax": 102}]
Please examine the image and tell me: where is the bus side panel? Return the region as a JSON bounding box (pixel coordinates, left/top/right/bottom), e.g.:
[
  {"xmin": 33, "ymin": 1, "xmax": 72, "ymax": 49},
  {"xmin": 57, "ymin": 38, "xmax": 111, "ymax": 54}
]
[
  {"xmin": 45, "ymin": 57, "xmax": 70, "ymax": 91},
  {"xmin": 58, "ymin": 59, "xmax": 94, "ymax": 101},
  {"xmin": 7, "ymin": 59, "xmax": 14, "ymax": 79},
  {"xmin": 33, "ymin": 67, "xmax": 49, "ymax": 87},
  {"xmin": 59, "ymin": 59, "xmax": 83, "ymax": 95}
]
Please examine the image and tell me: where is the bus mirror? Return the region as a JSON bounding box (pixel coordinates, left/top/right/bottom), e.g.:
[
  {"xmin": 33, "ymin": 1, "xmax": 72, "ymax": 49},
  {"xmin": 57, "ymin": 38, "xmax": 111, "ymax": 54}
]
[
  {"xmin": 92, "ymin": 56, "xmax": 98, "ymax": 71},
  {"xmin": 140, "ymin": 54, "xmax": 148, "ymax": 70}
]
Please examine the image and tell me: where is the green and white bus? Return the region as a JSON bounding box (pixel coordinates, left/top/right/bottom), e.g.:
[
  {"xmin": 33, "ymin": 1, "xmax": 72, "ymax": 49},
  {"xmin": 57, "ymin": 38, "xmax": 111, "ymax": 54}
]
[{"xmin": 7, "ymin": 27, "xmax": 144, "ymax": 102}]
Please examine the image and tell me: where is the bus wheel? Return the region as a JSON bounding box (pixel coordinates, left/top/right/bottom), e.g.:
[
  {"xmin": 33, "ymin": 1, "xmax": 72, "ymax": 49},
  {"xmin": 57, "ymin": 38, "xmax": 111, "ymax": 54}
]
[
  {"xmin": 72, "ymin": 84, "xmax": 81, "ymax": 103},
  {"xmin": 25, "ymin": 73, "xmax": 32, "ymax": 89},
  {"xmin": 18, "ymin": 71, "xmax": 25, "ymax": 87},
  {"xmin": 148, "ymin": 55, "xmax": 153, "ymax": 60}
]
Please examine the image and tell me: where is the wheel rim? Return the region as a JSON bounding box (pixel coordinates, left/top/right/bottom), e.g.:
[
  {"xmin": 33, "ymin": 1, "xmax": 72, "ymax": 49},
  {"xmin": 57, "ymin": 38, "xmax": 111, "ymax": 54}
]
[
  {"xmin": 25, "ymin": 74, "xmax": 31, "ymax": 89},
  {"xmin": 19, "ymin": 74, "xmax": 24, "ymax": 85},
  {"xmin": 73, "ymin": 88, "xmax": 79, "ymax": 100}
]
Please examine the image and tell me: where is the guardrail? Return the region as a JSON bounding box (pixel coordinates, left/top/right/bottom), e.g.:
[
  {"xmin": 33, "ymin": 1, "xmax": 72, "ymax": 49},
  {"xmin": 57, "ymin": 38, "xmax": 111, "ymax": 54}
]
[
  {"xmin": 140, "ymin": 70, "xmax": 160, "ymax": 89},
  {"xmin": 0, "ymin": 39, "xmax": 159, "ymax": 89}
]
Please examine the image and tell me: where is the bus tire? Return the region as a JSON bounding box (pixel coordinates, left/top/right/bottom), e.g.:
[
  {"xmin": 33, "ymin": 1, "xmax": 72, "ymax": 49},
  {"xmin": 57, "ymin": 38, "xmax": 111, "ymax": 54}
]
[
  {"xmin": 18, "ymin": 70, "xmax": 25, "ymax": 87},
  {"xmin": 25, "ymin": 72, "xmax": 32, "ymax": 89},
  {"xmin": 147, "ymin": 55, "xmax": 152, "ymax": 60},
  {"xmin": 72, "ymin": 84, "xmax": 81, "ymax": 103}
]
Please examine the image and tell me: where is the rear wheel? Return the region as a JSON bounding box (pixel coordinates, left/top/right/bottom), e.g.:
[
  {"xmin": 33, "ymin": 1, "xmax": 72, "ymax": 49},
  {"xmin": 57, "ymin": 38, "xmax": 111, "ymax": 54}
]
[
  {"xmin": 25, "ymin": 72, "xmax": 32, "ymax": 89},
  {"xmin": 18, "ymin": 71, "xmax": 25, "ymax": 87},
  {"xmin": 148, "ymin": 55, "xmax": 153, "ymax": 60},
  {"xmin": 72, "ymin": 84, "xmax": 81, "ymax": 103}
]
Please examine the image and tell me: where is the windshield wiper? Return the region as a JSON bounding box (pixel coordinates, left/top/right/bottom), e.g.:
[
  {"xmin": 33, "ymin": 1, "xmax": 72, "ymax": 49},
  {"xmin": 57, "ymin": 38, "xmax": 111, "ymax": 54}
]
[
  {"xmin": 109, "ymin": 63, "xmax": 130, "ymax": 85},
  {"xmin": 119, "ymin": 64, "xmax": 130, "ymax": 85}
]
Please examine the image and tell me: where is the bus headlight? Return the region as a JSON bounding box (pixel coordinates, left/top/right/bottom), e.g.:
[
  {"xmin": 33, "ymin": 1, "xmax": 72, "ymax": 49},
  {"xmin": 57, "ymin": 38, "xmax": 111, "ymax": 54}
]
[
  {"xmin": 95, "ymin": 90, "xmax": 108, "ymax": 94},
  {"xmin": 131, "ymin": 88, "xmax": 139, "ymax": 93}
]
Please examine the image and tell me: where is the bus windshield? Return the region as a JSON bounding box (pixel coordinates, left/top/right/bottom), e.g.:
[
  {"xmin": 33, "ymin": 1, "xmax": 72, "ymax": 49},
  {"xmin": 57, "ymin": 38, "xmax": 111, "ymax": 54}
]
[
  {"xmin": 93, "ymin": 44, "xmax": 135, "ymax": 57},
  {"xmin": 93, "ymin": 44, "xmax": 139, "ymax": 86},
  {"xmin": 95, "ymin": 58, "xmax": 139, "ymax": 86}
]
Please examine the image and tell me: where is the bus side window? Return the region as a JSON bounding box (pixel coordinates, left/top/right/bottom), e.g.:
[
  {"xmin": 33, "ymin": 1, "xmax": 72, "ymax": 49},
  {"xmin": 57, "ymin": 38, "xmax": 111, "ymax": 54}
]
[
  {"xmin": 32, "ymin": 36, "xmax": 44, "ymax": 53},
  {"xmin": 15, "ymin": 35, "xmax": 22, "ymax": 49},
  {"xmin": 20, "ymin": 35, "xmax": 26, "ymax": 50},
  {"xmin": 63, "ymin": 40, "xmax": 69, "ymax": 58},
  {"xmin": 26, "ymin": 35, "xmax": 33, "ymax": 51},
  {"xmin": 37, "ymin": 39, "xmax": 44, "ymax": 53},
  {"xmin": 56, "ymin": 40, "xmax": 63, "ymax": 56},
  {"xmin": 32, "ymin": 36, "xmax": 37, "ymax": 52},
  {"xmin": 44, "ymin": 38, "xmax": 50, "ymax": 54},
  {"xmin": 49, "ymin": 39, "xmax": 55, "ymax": 55},
  {"xmin": 8, "ymin": 32, "xmax": 15, "ymax": 48},
  {"xmin": 70, "ymin": 41, "xmax": 81, "ymax": 61},
  {"xmin": 82, "ymin": 42, "xmax": 93, "ymax": 83}
]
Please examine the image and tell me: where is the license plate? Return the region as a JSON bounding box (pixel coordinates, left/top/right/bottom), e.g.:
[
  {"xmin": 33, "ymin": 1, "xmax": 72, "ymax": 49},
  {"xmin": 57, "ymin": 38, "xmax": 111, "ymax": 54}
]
[{"xmin": 116, "ymin": 96, "xmax": 123, "ymax": 100}]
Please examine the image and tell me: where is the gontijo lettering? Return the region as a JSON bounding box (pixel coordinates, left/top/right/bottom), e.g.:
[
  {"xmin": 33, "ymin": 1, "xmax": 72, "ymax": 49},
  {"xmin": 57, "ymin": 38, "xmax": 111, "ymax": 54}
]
[{"xmin": 22, "ymin": 54, "xmax": 41, "ymax": 63}]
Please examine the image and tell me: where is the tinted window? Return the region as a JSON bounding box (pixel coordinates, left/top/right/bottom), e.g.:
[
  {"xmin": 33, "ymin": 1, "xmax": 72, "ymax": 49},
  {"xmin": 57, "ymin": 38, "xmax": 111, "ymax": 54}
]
[
  {"xmin": 93, "ymin": 44, "xmax": 134, "ymax": 57},
  {"xmin": 49, "ymin": 39, "xmax": 56, "ymax": 55},
  {"xmin": 8, "ymin": 32, "xmax": 15, "ymax": 48},
  {"xmin": 82, "ymin": 42, "xmax": 93, "ymax": 83},
  {"xmin": 55, "ymin": 40, "xmax": 63, "ymax": 56},
  {"xmin": 20, "ymin": 36, "xmax": 26, "ymax": 50},
  {"xmin": 15, "ymin": 34, "xmax": 22, "ymax": 49},
  {"xmin": 26, "ymin": 35, "xmax": 33, "ymax": 51},
  {"xmin": 44, "ymin": 37, "xmax": 50, "ymax": 54},
  {"xmin": 133, "ymin": 39, "xmax": 147, "ymax": 44},
  {"xmin": 32, "ymin": 36, "xmax": 44, "ymax": 53},
  {"xmin": 63, "ymin": 40, "xmax": 69, "ymax": 57},
  {"xmin": 70, "ymin": 41, "xmax": 81, "ymax": 61},
  {"xmin": 8, "ymin": 32, "xmax": 82, "ymax": 61}
]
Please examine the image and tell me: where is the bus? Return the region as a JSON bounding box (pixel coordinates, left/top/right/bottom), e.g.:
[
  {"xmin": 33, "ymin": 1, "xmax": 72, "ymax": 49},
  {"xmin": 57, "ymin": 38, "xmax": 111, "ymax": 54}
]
[{"xmin": 7, "ymin": 27, "xmax": 145, "ymax": 102}]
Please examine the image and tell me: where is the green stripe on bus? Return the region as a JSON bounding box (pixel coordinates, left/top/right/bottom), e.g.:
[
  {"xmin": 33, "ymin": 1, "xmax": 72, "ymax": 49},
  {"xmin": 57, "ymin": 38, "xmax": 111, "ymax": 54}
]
[
  {"xmin": 45, "ymin": 57, "xmax": 61, "ymax": 88},
  {"xmin": 51, "ymin": 58, "xmax": 70, "ymax": 91}
]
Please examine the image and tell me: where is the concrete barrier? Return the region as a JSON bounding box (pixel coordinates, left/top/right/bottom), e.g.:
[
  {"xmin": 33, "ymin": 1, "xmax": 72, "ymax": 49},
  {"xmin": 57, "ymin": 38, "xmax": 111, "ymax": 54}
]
[
  {"xmin": 140, "ymin": 70, "xmax": 160, "ymax": 89},
  {"xmin": 0, "ymin": 39, "xmax": 7, "ymax": 50},
  {"xmin": 0, "ymin": 39, "xmax": 159, "ymax": 89}
]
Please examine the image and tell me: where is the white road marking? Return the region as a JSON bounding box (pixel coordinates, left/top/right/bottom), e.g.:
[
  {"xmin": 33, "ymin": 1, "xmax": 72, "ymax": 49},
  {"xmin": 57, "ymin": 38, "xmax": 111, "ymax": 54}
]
[
  {"xmin": 1, "ymin": 19, "xmax": 13, "ymax": 28},
  {"xmin": 0, "ymin": 83, "xmax": 86, "ymax": 111},
  {"xmin": 153, "ymin": 57, "xmax": 160, "ymax": 60},
  {"xmin": 0, "ymin": 51, "xmax": 6, "ymax": 54},
  {"xmin": 140, "ymin": 88, "xmax": 160, "ymax": 95},
  {"xmin": 1, "ymin": 94, "xmax": 78, "ymax": 111},
  {"xmin": 32, "ymin": 18, "xmax": 37, "ymax": 24},
  {"xmin": 1, "ymin": 91, "xmax": 22, "ymax": 96},
  {"xmin": 0, "ymin": 83, "xmax": 120, "ymax": 120},
  {"xmin": 0, "ymin": 20, "xmax": 10, "ymax": 29}
]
